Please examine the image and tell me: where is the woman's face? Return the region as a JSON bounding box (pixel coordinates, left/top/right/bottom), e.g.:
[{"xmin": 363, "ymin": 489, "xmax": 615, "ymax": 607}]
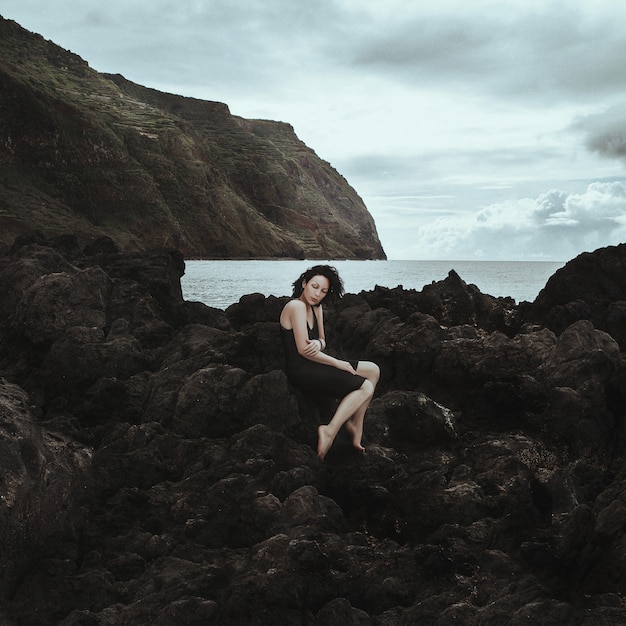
[{"xmin": 300, "ymin": 275, "xmax": 330, "ymax": 306}]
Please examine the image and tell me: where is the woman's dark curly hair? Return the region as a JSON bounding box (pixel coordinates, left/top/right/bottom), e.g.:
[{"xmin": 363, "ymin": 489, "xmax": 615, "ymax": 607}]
[{"xmin": 291, "ymin": 265, "xmax": 345, "ymax": 305}]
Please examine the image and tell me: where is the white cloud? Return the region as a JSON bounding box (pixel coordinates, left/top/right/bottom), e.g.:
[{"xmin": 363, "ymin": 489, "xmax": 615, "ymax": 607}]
[{"xmin": 406, "ymin": 182, "xmax": 626, "ymax": 260}]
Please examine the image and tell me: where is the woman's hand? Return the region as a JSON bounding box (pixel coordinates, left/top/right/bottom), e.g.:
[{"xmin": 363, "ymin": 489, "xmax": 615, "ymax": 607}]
[
  {"xmin": 335, "ymin": 359, "xmax": 358, "ymax": 375},
  {"xmin": 303, "ymin": 338, "xmax": 322, "ymax": 357}
]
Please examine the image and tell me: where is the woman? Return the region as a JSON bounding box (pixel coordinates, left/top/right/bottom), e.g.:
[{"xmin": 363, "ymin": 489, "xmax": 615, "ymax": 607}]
[{"xmin": 279, "ymin": 265, "xmax": 380, "ymax": 460}]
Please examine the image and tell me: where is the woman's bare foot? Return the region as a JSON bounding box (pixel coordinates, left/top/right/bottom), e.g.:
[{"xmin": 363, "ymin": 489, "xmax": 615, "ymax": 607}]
[
  {"xmin": 345, "ymin": 420, "xmax": 365, "ymax": 453},
  {"xmin": 317, "ymin": 425, "xmax": 334, "ymax": 460}
]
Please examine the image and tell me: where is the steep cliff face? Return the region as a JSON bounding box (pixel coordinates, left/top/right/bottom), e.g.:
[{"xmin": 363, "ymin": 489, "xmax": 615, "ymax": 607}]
[{"xmin": 0, "ymin": 17, "xmax": 386, "ymax": 259}]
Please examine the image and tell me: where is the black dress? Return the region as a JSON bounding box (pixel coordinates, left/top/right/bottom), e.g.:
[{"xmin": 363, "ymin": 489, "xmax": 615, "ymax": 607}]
[{"xmin": 280, "ymin": 313, "xmax": 365, "ymax": 398}]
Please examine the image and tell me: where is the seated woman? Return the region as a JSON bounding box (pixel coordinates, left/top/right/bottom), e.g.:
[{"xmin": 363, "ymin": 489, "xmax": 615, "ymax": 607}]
[{"xmin": 279, "ymin": 265, "xmax": 380, "ymax": 460}]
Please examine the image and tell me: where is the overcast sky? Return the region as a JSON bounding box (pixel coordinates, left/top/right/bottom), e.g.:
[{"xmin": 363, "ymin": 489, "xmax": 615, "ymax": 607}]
[{"xmin": 3, "ymin": 0, "xmax": 626, "ymax": 260}]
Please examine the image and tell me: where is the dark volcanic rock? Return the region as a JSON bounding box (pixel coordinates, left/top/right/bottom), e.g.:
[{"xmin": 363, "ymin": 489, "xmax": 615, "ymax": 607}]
[
  {"xmin": 0, "ymin": 379, "xmax": 90, "ymax": 597},
  {"xmin": 360, "ymin": 269, "xmax": 517, "ymax": 332},
  {"xmin": 523, "ymin": 243, "xmax": 626, "ymax": 350},
  {"xmin": 0, "ymin": 235, "xmax": 625, "ymax": 624}
]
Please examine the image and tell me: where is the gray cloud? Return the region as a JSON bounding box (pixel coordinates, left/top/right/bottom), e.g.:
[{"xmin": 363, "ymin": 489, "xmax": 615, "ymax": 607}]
[
  {"xmin": 11, "ymin": 2, "xmax": 626, "ymax": 109},
  {"xmin": 18, "ymin": 1, "xmax": 626, "ymax": 104},
  {"xmin": 575, "ymin": 103, "xmax": 626, "ymax": 160},
  {"xmin": 347, "ymin": 7, "xmax": 626, "ymax": 103}
]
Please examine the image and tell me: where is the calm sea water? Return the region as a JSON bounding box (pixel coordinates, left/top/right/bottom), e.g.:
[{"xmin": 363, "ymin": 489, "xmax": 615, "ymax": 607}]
[{"xmin": 181, "ymin": 260, "xmax": 566, "ymax": 310}]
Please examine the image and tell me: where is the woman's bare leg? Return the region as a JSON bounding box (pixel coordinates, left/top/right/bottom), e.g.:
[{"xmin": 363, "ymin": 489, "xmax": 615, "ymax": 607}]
[
  {"xmin": 345, "ymin": 362, "xmax": 380, "ymax": 451},
  {"xmin": 357, "ymin": 361, "xmax": 381, "ymax": 387},
  {"xmin": 318, "ymin": 380, "xmax": 374, "ymax": 460},
  {"xmin": 344, "ymin": 417, "xmax": 366, "ymax": 453}
]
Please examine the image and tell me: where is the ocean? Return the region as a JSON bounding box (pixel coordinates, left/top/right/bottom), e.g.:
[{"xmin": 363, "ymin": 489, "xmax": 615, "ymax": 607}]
[{"xmin": 181, "ymin": 259, "xmax": 566, "ymax": 311}]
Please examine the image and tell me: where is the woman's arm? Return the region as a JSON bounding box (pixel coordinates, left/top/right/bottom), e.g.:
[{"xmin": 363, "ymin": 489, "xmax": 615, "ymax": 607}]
[
  {"xmin": 287, "ymin": 300, "xmax": 325, "ymax": 358},
  {"xmin": 314, "ymin": 305, "xmax": 326, "ymax": 350},
  {"xmin": 285, "ymin": 300, "xmax": 357, "ymax": 374}
]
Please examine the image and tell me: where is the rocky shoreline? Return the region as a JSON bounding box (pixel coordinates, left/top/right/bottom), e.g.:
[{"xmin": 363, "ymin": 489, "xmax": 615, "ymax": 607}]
[{"xmin": 0, "ymin": 232, "xmax": 625, "ymax": 624}]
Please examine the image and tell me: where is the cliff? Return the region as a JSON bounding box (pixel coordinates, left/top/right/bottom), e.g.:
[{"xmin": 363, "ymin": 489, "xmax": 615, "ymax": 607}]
[
  {"xmin": 0, "ymin": 17, "xmax": 386, "ymax": 259},
  {"xmin": 0, "ymin": 234, "xmax": 625, "ymax": 623}
]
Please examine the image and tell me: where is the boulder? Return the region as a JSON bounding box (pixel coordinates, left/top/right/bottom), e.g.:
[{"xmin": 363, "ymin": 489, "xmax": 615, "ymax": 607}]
[
  {"xmin": 0, "ymin": 379, "xmax": 91, "ymax": 597},
  {"xmin": 524, "ymin": 243, "xmax": 626, "ymax": 350}
]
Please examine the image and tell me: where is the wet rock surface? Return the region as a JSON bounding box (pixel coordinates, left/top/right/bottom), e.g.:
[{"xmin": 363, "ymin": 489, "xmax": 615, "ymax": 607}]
[{"xmin": 0, "ymin": 236, "xmax": 625, "ymax": 624}]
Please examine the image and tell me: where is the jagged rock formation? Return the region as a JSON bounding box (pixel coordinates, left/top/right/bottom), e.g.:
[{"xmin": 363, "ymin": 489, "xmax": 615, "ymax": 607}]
[
  {"xmin": 521, "ymin": 243, "xmax": 626, "ymax": 351},
  {"xmin": 0, "ymin": 233, "xmax": 625, "ymax": 624},
  {"xmin": 0, "ymin": 17, "xmax": 386, "ymax": 260}
]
